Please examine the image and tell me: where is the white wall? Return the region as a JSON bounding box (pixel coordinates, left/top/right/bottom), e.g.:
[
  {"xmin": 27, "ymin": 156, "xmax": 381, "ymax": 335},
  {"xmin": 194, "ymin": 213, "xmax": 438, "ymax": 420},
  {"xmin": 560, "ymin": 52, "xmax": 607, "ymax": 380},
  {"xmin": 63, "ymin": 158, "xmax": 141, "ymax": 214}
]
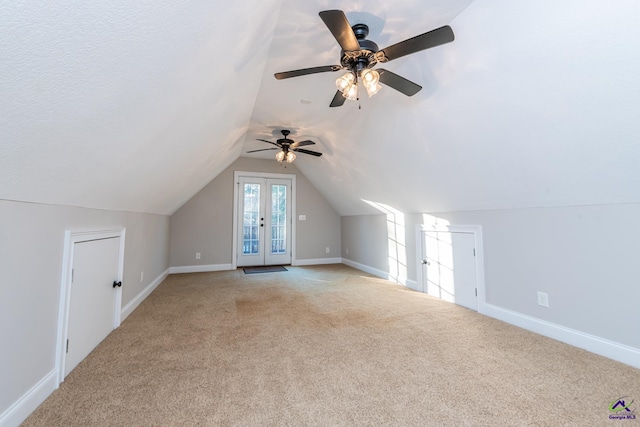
[
  {"xmin": 0, "ymin": 200, "xmax": 170, "ymax": 425},
  {"xmin": 342, "ymin": 215, "xmax": 388, "ymax": 272}
]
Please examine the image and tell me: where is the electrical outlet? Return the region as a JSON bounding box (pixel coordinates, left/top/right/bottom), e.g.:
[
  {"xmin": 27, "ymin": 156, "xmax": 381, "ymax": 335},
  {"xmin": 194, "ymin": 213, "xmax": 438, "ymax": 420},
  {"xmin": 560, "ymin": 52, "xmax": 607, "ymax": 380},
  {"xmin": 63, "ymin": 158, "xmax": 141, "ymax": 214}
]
[
  {"xmin": 346, "ymin": 248, "xmax": 349, "ymax": 254},
  {"xmin": 325, "ymin": 247, "xmax": 330, "ymax": 253},
  {"xmin": 196, "ymin": 252, "xmax": 201, "ymax": 260},
  {"xmin": 537, "ymin": 291, "xmax": 549, "ymax": 308},
  {"xmin": 299, "ymin": 214, "xmax": 306, "ymax": 221},
  {"xmin": 140, "ymin": 271, "xmax": 144, "ymax": 283}
]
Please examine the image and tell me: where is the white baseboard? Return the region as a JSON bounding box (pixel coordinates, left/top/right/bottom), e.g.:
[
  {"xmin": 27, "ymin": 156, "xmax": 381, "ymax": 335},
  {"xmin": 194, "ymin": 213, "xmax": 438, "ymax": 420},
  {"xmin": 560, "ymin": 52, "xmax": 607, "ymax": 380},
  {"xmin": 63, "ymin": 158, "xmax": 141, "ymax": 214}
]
[
  {"xmin": 482, "ymin": 303, "xmax": 640, "ymax": 369},
  {"xmin": 341, "ymin": 258, "xmax": 416, "ymax": 288},
  {"xmin": 293, "ymin": 257, "xmax": 342, "ymax": 266},
  {"xmin": 342, "ymin": 258, "xmax": 388, "ymax": 279},
  {"xmin": 169, "ymin": 263, "xmax": 233, "ymax": 274},
  {"xmin": 342, "ymin": 260, "xmax": 640, "ymax": 369},
  {"xmin": 404, "ymin": 279, "xmax": 420, "ymax": 291},
  {"xmin": 121, "ymin": 268, "xmax": 170, "ymax": 321},
  {"xmin": 0, "ymin": 369, "xmax": 57, "ymax": 427}
]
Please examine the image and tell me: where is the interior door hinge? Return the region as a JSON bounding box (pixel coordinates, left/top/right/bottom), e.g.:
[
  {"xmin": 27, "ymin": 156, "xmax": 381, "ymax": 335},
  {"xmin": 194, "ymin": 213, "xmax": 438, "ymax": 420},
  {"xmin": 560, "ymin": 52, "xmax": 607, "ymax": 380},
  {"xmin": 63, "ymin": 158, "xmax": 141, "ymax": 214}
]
[
  {"xmin": 473, "ymin": 248, "xmax": 476, "ymax": 256},
  {"xmin": 66, "ymin": 339, "xmax": 69, "ymax": 353},
  {"xmin": 71, "ymin": 269, "xmax": 74, "ymax": 283},
  {"xmin": 475, "ymin": 288, "xmax": 478, "ymax": 297}
]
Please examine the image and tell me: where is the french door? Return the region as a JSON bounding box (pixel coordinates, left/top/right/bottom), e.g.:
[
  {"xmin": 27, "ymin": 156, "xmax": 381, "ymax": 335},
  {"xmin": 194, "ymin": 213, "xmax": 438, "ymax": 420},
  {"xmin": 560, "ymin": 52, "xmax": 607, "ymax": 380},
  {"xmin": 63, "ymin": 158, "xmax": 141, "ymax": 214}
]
[{"xmin": 236, "ymin": 176, "xmax": 292, "ymax": 267}]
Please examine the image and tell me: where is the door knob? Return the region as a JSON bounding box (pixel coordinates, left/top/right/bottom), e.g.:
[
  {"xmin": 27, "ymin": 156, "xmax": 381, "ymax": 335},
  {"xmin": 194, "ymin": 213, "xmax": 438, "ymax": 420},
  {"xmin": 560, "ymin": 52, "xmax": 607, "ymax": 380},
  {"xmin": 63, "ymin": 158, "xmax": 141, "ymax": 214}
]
[{"xmin": 113, "ymin": 281, "xmax": 122, "ymax": 288}]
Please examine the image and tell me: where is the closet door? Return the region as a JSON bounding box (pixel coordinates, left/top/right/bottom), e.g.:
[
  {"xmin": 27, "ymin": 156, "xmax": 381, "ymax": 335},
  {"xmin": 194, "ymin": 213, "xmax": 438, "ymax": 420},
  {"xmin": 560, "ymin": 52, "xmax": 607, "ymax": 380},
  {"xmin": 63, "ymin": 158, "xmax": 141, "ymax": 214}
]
[
  {"xmin": 65, "ymin": 236, "xmax": 120, "ymax": 376},
  {"xmin": 420, "ymin": 230, "xmax": 478, "ymax": 311}
]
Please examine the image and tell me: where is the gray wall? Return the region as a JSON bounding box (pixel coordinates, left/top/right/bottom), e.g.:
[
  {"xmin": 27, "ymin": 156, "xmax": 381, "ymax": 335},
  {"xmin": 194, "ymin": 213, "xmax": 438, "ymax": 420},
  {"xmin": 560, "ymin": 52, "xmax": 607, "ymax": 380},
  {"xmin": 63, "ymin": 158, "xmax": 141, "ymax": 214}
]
[
  {"xmin": 170, "ymin": 157, "xmax": 341, "ymax": 267},
  {"xmin": 342, "ymin": 214, "xmax": 389, "ymax": 273},
  {"xmin": 0, "ymin": 200, "xmax": 170, "ymax": 416},
  {"xmin": 341, "ymin": 203, "xmax": 640, "ymax": 350},
  {"xmin": 342, "ymin": 213, "xmax": 421, "ymax": 284}
]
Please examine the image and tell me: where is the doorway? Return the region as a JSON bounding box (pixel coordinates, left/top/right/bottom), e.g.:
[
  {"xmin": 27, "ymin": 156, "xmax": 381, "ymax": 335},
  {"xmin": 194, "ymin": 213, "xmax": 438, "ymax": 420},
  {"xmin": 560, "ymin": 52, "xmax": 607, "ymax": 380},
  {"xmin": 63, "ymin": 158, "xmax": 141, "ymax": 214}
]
[
  {"xmin": 57, "ymin": 229, "xmax": 125, "ymax": 383},
  {"xmin": 233, "ymin": 172, "xmax": 295, "ymax": 267},
  {"xmin": 417, "ymin": 225, "xmax": 484, "ymax": 311}
]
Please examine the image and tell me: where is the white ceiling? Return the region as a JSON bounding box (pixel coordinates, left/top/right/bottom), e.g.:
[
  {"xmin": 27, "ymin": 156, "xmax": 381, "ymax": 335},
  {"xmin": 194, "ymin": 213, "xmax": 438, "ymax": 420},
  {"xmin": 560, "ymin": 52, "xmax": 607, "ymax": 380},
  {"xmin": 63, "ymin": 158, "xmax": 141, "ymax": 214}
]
[{"xmin": 2, "ymin": 0, "xmax": 640, "ymax": 216}]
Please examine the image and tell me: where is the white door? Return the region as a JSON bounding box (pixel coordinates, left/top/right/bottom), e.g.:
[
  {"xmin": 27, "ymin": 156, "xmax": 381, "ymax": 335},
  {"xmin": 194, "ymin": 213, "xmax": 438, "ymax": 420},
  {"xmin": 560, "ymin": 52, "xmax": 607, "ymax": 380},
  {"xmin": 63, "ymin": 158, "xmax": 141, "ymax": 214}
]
[
  {"xmin": 236, "ymin": 177, "xmax": 292, "ymax": 267},
  {"xmin": 421, "ymin": 231, "xmax": 478, "ymax": 311},
  {"xmin": 65, "ymin": 237, "xmax": 120, "ymax": 376}
]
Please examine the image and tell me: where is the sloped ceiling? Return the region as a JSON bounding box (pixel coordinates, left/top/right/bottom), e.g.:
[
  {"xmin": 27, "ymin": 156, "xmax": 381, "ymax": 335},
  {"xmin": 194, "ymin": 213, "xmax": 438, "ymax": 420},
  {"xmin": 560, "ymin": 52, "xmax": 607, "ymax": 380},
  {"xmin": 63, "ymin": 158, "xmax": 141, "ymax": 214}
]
[
  {"xmin": 0, "ymin": 0, "xmax": 282, "ymax": 214},
  {"xmin": 2, "ymin": 1, "xmax": 640, "ymax": 216}
]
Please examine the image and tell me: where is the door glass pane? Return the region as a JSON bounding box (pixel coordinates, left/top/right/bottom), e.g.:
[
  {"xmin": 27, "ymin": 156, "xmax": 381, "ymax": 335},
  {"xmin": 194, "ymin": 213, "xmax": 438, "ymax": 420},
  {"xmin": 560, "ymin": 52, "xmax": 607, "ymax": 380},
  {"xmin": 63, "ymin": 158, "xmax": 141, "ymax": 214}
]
[
  {"xmin": 271, "ymin": 184, "xmax": 286, "ymax": 254},
  {"xmin": 243, "ymin": 183, "xmax": 260, "ymax": 255}
]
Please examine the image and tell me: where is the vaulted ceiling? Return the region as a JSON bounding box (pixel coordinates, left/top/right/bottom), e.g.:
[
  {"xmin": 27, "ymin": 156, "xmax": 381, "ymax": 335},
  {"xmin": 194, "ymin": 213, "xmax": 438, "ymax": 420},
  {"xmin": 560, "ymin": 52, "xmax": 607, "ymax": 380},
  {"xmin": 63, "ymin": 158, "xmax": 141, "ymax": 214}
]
[{"xmin": 2, "ymin": 1, "xmax": 639, "ymax": 216}]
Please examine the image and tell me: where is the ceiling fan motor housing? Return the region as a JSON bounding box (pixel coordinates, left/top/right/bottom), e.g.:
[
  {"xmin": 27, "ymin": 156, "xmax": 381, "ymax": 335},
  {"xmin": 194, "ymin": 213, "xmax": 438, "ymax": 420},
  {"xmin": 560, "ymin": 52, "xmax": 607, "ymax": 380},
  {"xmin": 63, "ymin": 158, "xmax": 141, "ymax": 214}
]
[{"xmin": 340, "ymin": 24, "xmax": 379, "ymax": 73}]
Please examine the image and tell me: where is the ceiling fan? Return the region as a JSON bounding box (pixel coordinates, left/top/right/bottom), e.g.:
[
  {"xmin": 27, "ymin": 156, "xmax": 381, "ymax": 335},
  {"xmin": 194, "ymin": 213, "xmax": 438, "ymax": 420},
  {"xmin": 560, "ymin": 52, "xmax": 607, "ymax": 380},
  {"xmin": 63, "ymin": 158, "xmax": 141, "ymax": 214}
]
[
  {"xmin": 246, "ymin": 130, "xmax": 322, "ymax": 163},
  {"xmin": 274, "ymin": 9, "xmax": 455, "ymax": 107}
]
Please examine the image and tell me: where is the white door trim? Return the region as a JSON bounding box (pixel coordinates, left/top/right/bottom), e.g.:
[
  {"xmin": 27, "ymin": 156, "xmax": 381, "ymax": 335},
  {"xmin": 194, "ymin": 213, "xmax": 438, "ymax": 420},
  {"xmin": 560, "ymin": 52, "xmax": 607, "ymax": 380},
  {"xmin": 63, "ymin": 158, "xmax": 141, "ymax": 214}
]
[
  {"xmin": 56, "ymin": 228, "xmax": 125, "ymax": 385},
  {"xmin": 232, "ymin": 171, "xmax": 296, "ymax": 269},
  {"xmin": 416, "ymin": 224, "xmax": 486, "ymax": 313}
]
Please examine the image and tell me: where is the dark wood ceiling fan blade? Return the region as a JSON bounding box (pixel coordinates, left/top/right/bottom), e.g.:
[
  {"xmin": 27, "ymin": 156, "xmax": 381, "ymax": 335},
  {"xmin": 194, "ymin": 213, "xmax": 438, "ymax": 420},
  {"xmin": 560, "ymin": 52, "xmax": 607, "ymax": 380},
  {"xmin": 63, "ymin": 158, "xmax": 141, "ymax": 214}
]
[
  {"xmin": 290, "ymin": 140, "xmax": 315, "ymax": 149},
  {"xmin": 274, "ymin": 65, "xmax": 342, "ymax": 80},
  {"xmin": 319, "ymin": 10, "xmax": 361, "ymax": 52},
  {"xmin": 377, "ymin": 69, "xmax": 422, "ymax": 96},
  {"xmin": 329, "ymin": 90, "xmax": 346, "ymax": 107},
  {"xmin": 295, "ymin": 148, "xmax": 323, "ymax": 157},
  {"xmin": 246, "ymin": 148, "xmax": 279, "ymax": 153},
  {"xmin": 379, "ymin": 25, "xmax": 454, "ymax": 62},
  {"xmin": 256, "ymin": 139, "xmax": 279, "ymax": 147}
]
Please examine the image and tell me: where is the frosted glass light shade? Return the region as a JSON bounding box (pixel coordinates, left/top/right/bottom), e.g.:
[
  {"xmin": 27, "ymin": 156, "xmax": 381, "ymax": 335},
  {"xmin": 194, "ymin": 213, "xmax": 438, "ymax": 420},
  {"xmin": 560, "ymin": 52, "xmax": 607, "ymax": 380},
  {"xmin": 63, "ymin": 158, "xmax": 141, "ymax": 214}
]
[
  {"xmin": 361, "ymin": 69, "xmax": 379, "ymax": 86},
  {"xmin": 335, "ymin": 72, "xmax": 355, "ymax": 91},
  {"xmin": 365, "ymin": 83, "xmax": 381, "ymax": 97},
  {"xmin": 343, "ymin": 84, "xmax": 358, "ymax": 100}
]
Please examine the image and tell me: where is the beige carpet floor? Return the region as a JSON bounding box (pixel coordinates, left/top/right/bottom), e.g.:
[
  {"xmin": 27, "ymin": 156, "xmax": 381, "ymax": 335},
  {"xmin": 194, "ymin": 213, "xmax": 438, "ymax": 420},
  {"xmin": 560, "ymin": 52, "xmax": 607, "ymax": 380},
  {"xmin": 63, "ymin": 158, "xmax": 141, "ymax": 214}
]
[{"xmin": 24, "ymin": 264, "xmax": 640, "ymax": 426}]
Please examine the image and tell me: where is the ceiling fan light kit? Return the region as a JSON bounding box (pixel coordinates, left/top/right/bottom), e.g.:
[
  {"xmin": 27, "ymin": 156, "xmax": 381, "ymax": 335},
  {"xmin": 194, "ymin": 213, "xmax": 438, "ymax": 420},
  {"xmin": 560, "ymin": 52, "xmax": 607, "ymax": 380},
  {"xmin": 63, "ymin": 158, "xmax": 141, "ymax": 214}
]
[
  {"xmin": 274, "ymin": 9, "xmax": 455, "ymax": 107},
  {"xmin": 335, "ymin": 68, "xmax": 381, "ymax": 100}
]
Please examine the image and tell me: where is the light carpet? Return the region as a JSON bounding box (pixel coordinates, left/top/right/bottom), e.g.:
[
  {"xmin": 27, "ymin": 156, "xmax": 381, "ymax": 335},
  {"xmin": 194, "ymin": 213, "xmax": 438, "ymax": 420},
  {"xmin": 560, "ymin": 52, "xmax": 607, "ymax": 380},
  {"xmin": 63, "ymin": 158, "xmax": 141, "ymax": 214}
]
[{"xmin": 23, "ymin": 264, "xmax": 640, "ymax": 426}]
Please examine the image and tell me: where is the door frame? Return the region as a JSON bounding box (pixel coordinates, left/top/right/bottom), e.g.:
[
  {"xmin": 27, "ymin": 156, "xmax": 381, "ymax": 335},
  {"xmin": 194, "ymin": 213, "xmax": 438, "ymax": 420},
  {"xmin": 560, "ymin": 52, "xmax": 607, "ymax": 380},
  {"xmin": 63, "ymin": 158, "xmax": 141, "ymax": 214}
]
[
  {"xmin": 56, "ymin": 228, "xmax": 125, "ymax": 385},
  {"xmin": 232, "ymin": 171, "xmax": 296, "ymax": 269},
  {"xmin": 416, "ymin": 224, "xmax": 487, "ymax": 314}
]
